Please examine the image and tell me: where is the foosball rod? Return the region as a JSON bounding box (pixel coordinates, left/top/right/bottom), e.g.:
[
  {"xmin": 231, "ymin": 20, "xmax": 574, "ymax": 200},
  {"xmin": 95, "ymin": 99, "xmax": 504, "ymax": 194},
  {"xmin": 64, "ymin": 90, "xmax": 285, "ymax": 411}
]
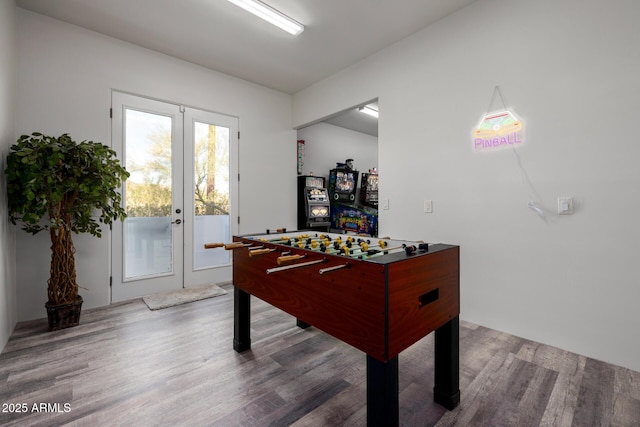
[
  {"xmin": 347, "ymin": 244, "xmax": 417, "ymax": 259},
  {"xmin": 346, "ymin": 245, "xmax": 405, "ymax": 258},
  {"xmin": 273, "ymin": 235, "xmax": 334, "ymax": 246},
  {"xmin": 326, "ymin": 240, "xmax": 384, "ymax": 255},
  {"xmin": 203, "ymin": 242, "xmax": 258, "ymax": 250},
  {"xmin": 357, "ymin": 241, "xmax": 388, "ymax": 251},
  {"xmin": 266, "ymin": 258, "xmax": 327, "ymax": 274},
  {"xmin": 258, "ymin": 235, "xmax": 293, "ymax": 243},
  {"xmin": 256, "ymin": 234, "xmax": 312, "ymax": 244},
  {"xmin": 265, "ymin": 228, "xmax": 287, "ymax": 234},
  {"xmin": 307, "ymin": 242, "xmax": 348, "ymax": 255},
  {"xmin": 322, "ymin": 241, "xmax": 384, "ymax": 256},
  {"xmin": 319, "ymin": 262, "xmax": 351, "ymax": 274},
  {"xmin": 351, "ymin": 244, "xmax": 428, "ymax": 259}
]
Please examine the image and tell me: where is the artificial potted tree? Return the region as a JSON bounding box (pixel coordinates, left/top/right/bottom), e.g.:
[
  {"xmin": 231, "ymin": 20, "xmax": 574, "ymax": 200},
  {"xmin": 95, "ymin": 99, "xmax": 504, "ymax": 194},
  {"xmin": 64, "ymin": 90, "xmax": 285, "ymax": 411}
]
[{"xmin": 6, "ymin": 132, "xmax": 129, "ymax": 330}]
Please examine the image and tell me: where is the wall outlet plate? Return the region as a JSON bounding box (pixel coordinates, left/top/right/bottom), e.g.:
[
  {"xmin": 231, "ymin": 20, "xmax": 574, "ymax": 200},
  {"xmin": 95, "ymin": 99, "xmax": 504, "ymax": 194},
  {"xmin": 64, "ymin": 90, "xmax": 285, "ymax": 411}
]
[{"xmin": 558, "ymin": 197, "xmax": 574, "ymax": 215}]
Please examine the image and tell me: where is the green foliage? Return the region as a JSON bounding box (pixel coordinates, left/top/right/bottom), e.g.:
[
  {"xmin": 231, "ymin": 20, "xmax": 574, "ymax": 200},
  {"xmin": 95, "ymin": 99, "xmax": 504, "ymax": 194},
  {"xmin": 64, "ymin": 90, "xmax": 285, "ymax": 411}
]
[
  {"xmin": 5, "ymin": 132, "xmax": 129, "ymax": 305},
  {"xmin": 6, "ymin": 132, "xmax": 130, "ymax": 237}
]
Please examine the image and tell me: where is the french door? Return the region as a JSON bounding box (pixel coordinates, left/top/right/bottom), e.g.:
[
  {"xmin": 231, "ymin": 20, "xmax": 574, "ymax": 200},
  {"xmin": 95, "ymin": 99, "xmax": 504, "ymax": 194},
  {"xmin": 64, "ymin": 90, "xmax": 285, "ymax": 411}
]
[{"xmin": 111, "ymin": 92, "xmax": 238, "ymax": 302}]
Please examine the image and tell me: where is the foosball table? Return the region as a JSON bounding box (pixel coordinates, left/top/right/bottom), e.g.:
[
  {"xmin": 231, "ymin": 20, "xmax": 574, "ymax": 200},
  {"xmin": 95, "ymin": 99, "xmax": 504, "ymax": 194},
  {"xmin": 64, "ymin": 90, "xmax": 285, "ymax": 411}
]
[{"xmin": 206, "ymin": 230, "xmax": 460, "ymax": 426}]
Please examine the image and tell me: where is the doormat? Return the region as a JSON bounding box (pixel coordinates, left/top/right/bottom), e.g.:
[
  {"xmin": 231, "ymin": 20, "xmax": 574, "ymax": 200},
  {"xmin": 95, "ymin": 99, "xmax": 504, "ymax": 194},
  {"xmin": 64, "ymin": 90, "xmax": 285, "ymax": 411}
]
[{"xmin": 143, "ymin": 283, "xmax": 228, "ymax": 310}]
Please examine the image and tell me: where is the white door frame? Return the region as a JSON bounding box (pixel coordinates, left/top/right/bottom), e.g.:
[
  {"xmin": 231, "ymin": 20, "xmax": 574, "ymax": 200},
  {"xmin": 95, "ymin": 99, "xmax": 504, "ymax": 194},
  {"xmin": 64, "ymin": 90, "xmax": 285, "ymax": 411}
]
[{"xmin": 111, "ymin": 92, "xmax": 238, "ymax": 302}]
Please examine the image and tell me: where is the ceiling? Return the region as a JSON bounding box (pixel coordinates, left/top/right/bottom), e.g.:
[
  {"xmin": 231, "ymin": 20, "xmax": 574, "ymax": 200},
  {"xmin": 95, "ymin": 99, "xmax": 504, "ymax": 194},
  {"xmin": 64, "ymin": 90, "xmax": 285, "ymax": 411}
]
[
  {"xmin": 16, "ymin": 0, "xmax": 479, "ymax": 136},
  {"xmin": 324, "ymin": 102, "xmax": 379, "ymax": 137},
  {"xmin": 16, "ymin": 0, "xmax": 478, "ymax": 95}
]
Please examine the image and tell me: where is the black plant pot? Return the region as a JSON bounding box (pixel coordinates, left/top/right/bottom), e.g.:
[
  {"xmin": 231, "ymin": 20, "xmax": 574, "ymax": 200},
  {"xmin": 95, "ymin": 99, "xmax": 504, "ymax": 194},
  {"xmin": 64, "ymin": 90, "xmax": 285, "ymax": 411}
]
[{"xmin": 45, "ymin": 295, "xmax": 83, "ymax": 331}]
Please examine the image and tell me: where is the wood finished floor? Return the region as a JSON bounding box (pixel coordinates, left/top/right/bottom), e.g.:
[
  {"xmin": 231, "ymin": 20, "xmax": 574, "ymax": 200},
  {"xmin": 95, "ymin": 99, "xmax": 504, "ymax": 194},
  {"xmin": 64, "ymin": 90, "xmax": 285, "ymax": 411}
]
[{"xmin": 1, "ymin": 284, "xmax": 639, "ymax": 427}]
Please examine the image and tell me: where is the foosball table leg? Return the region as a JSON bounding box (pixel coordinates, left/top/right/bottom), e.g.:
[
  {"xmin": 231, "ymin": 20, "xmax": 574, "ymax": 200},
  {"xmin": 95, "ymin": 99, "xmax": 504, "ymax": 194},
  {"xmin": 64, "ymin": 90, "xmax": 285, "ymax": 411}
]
[
  {"xmin": 233, "ymin": 287, "xmax": 251, "ymax": 352},
  {"xmin": 366, "ymin": 355, "xmax": 399, "ymax": 427},
  {"xmin": 434, "ymin": 315, "xmax": 461, "ymax": 410},
  {"xmin": 296, "ymin": 319, "xmax": 311, "ymax": 329}
]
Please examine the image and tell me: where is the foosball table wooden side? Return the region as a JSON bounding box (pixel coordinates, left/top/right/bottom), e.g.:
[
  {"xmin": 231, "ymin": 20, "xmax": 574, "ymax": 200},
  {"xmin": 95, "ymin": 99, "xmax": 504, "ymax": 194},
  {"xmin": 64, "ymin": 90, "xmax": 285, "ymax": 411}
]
[{"xmin": 231, "ymin": 235, "xmax": 389, "ymax": 360}]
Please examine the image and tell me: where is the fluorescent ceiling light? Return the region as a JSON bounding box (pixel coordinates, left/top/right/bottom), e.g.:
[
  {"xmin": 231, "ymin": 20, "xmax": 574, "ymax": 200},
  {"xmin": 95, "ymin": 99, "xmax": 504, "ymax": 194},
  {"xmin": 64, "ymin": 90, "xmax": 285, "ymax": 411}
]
[
  {"xmin": 226, "ymin": 0, "xmax": 304, "ymax": 36},
  {"xmin": 359, "ymin": 106, "xmax": 379, "ymax": 118}
]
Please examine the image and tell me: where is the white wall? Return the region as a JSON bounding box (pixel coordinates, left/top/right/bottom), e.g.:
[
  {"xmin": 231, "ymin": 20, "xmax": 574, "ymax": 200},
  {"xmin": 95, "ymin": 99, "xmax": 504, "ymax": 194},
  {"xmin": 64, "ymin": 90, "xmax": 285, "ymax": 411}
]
[
  {"xmin": 0, "ymin": 0, "xmax": 17, "ymax": 352},
  {"xmin": 294, "ymin": 0, "xmax": 640, "ymax": 372},
  {"xmin": 15, "ymin": 9, "xmax": 296, "ymax": 321},
  {"xmin": 297, "ymin": 122, "xmax": 377, "ymax": 179}
]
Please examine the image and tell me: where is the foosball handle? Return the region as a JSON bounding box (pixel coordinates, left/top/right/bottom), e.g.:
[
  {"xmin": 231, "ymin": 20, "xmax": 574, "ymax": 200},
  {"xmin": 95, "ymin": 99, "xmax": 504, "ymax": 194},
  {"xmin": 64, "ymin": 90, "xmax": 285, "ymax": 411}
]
[
  {"xmin": 277, "ymin": 254, "xmax": 306, "ymax": 265},
  {"xmin": 249, "ymin": 248, "xmax": 272, "ymax": 257},
  {"xmin": 204, "ymin": 242, "xmax": 224, "ymax": 249},
  {"xmin": 224, "ymin": 242, "xmax": 245, "ymax": 250}
]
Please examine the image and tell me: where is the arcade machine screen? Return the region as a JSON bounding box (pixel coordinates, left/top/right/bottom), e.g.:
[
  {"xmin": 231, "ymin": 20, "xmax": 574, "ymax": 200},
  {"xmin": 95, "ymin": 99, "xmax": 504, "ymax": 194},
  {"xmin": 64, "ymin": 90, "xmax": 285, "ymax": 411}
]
[{"xmin": 329, "ymin": 170, "xmax": 358, "ymax": 202}]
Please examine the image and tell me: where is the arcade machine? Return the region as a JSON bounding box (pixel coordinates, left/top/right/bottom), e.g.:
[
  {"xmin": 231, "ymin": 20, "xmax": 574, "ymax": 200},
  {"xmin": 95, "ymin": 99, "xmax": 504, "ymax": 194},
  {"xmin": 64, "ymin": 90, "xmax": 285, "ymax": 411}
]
[
  {"xmin": 359, "ymin": 168, "xmax": 379, "ymax": 208},
  {"xmin": 328, "ymin": 159, "xmax": 378, "ymax": 236},
  {"xmin": 297, "ymin": 175, "xmax": 331, "ymax": 231}
]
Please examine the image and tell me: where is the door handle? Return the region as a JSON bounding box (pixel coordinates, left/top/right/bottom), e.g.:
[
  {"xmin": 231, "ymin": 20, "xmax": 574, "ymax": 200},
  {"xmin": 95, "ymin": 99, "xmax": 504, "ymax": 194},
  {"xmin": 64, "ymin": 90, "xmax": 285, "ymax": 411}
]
[{"xmin": 172, "ymin": 219, "xmax": 182, "ymax": 225}]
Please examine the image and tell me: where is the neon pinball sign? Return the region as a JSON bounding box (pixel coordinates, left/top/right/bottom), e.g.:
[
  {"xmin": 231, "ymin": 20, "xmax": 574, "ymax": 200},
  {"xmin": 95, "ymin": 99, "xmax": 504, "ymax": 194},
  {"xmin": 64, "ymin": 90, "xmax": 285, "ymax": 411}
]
[{"xmin": 473, "ymin": 110, "xmax": 523, "ymax": 151}]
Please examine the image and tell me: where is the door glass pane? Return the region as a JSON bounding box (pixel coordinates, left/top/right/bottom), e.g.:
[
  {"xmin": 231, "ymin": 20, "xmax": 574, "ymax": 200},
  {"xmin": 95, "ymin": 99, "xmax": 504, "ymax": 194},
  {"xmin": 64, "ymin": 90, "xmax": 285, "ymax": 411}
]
[
  {"xmin": 123, "ymin": 109, "xmax": 174, "ymax": 279},
  {"xmin": 193, "ymin": 121, "xmax": 230, "ymax": 269}
]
